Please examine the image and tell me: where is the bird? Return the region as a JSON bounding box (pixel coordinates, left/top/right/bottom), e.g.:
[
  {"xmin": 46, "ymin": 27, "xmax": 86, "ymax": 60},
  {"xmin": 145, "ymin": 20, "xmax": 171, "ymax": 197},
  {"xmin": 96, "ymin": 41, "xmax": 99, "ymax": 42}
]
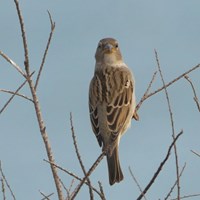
[{"xmin": 89, "ymin": 38, "xmax": 138, "ymax": 185}]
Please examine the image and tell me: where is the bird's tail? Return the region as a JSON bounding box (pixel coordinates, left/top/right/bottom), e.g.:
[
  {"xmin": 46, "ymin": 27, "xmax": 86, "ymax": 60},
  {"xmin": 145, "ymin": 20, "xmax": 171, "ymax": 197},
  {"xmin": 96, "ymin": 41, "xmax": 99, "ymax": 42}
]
[{"xmin": 106, "ymin": 146, "xmax": 124, "ymax": 185}]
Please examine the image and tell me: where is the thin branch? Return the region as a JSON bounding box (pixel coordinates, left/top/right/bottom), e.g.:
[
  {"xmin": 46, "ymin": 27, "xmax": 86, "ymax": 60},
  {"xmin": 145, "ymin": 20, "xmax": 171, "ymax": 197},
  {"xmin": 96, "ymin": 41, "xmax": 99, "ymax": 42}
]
[
  {"xmin": 135, "ymin": 71, "xmax": 157, "ymax": 112},
  {"xmin": 129, "ymin": 166, "xmax": 147, "ymax": 200},
  {"xmin": 13, "ymin": 0, "xmax": 30, "ymax": 73},
  {"xmin": 136, "ymin": 131, "xmax": 183, "ymax": 200},
  {"xmin": 155, "ymin": 50, "xmax": 180, "ymax": 200},
  {"xmin": 0, "ymin": 89, "xmax": 33, "ymax": 102},
  {"xmin": 35, "ymin": 11, "xmax": 56, "ymax": 90},
  {"xmin": 184, "ymin": 75, "xmax": 200, "ymax": 112},
  {"xmin": 39, "ymin": 191, "xmax": 54, "ymax": 200},
  {"xmin": 0, "ymin": 75, "xmax": 32, "ymax": 114},
  {"xmin": 70, "ymin": 152, "xmax": 105, "ymax": 200},
  {"xmin": 70, "ymin": 113, "xmax": 94, "ymax": 200},
  {"xmin": 63, "ymin": 179, "xmax": 75, "ymax": 200},
  {"xmin": 170, "ymin": 193, "xmax": 200, "ymax": 200},
  {"xmin": 164, "ymin": 163, "xmax": 187, "ymax": 200},
  {"xmin": 191, "ymin": 150, "xmax": 200, "ymax": 158},
  {"xmin": 13, "ymin": 1, "xmax": 64, "ymax": 199},
  {"xmin": 0, "ymin": 50, "xmax": 25, "ymax": 77},
  {"xmin": 1, "ymin": 177, "xmax": 6, "ymax": 200},
  {"xmin": 136, "ymin": 64, "xmax": 200, "ymax": 109},
  {"xmin": 98, "ymin": 181, "xmax": 106, "ymax": 200},
  {"xmin": 0, "ymin": 161, "xmax": 16, "ymax": 200},
  {"xmin": 44, "ymin": 159, "xmax": 102, "ymax": 197}
]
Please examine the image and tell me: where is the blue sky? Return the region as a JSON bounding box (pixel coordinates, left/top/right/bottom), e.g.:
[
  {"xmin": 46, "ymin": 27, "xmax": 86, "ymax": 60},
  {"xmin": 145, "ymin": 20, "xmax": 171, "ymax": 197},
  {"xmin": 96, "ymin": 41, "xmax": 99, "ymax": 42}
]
[{"xmin": 1, "ymin": 0, "xmax": 200, "ymax": 199}]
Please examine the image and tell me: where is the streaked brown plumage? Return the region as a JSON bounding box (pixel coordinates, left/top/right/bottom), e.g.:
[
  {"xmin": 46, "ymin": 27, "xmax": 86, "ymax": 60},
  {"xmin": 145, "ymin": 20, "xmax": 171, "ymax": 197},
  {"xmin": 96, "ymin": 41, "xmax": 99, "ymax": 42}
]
[{"xmin": 89, "ymin": 38, "xmax": 137, "ymax": 185}]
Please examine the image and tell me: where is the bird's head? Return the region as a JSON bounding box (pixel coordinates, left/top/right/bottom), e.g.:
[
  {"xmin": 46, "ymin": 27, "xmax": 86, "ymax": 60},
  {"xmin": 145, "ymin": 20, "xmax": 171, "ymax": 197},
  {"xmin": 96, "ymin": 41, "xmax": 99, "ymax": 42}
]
[{"xmin": 95, "ymin": 38, "xmax": 123, "ymax": 65}]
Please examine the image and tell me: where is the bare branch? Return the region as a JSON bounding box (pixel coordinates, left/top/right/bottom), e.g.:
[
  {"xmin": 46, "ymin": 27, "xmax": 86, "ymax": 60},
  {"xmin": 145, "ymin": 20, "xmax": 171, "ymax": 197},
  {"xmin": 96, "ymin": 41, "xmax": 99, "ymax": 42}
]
[
  {"xmin": 70, "ymin": 152, "xmax": 105, "ymax": 200},
  {"xmin": 164, "ymin": 163, "xmax": 186, "ymax": 200},
  {"xmin": 70, "ymin": 113, "xmax": 94, "ymax": 199},
  {"xmin": 39, "ymin": 191, "xmax": 54, "ymax": 200},
  {"xmin": 44, "ymin": 159, "xmax": 102, "ymax": 197},
  {"xmin": 136, "ymin": 131, "xmax": 183, "ymax": 200},
  {"xmin": 12, "ymin": 1, "xmax": 64, "ymax": 199},
  {"xmin": 184, "ymin": 75, "xmax": 200, "ymax": 112},
  {"xmin": 191, "ymin": 150, "xmax": 200, "ymax": 158},
  {"xmin": 155, "ymin": 50, "xmax": 180, "ymax": 200},
  {"xmin": 0, "ymin": 78, "xmax": 28, "ymax": 114},
  {"xmin": 170, "ymin": 193, "xmax": 200, "ymax": 200},
  {"xmin": 35, "ymin": 11, "xmax": 56, "ymax": 90},
  {"xmin": 129, "ymin": 166, "xmax": 147, "ymax": 200},
  {"xmin": 0, "ymin": 50, "xmax": 25, "ymax": 77},
  {"xmin": 138, "ymin": 64, "xmax": 200, "ymax": 107},
  {"xmin": 13, "ymin": 0, "xmax": 30, "ymax": 73},
  {"xmin": 0, "ymin": 89, "xmax": 33, "ymax": 102},
  {"xmin": 136, "ymin": 71, "xmax": 157, "ymax": 112},
  {"xmin": 1, "ymin": 177, "xmax": 6, "ymax": 200},
  {"xmin": 0, "ymin": 161, "xmax": 16, "ymax": 200},
  {"xmin": 98, "ymin": 181, "xmax": 106, "ymax": 200}
]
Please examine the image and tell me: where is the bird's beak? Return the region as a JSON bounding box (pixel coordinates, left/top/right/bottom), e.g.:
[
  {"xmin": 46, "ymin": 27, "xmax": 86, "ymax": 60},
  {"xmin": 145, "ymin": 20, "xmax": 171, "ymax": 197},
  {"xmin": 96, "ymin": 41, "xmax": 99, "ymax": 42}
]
[{"xmin": 104, "ymin": 43, "xmax": 113, "ymax": 53}]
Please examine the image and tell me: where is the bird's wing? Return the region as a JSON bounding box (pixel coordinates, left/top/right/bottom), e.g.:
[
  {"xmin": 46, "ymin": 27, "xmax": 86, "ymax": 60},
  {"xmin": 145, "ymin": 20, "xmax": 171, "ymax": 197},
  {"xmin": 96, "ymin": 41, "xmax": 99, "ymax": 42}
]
[
  {"xmin": 89, "ymin": 75, "xmax": 102, "ymax": 147},
  {"xmin": 106, "ymin": 66, "xmax": 134, "ymax": 142}
]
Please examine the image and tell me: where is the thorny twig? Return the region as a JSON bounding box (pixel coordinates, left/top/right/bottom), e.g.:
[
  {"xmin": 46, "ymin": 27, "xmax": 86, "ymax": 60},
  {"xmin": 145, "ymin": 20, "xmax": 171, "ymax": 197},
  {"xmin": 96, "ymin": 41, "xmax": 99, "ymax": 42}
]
[
  {"xmin": 70, "ymin": 152, "xmax": 105, "ymax": 200},
  {"xmin": 40, "ymin": 191, "xmax": 54, "ymax": 200},
  {"xmin": 136, "ymin": 131, "xmax": 183, "ymax": 200},
  {"xmin": 129, "ymin": 166, "xmax": 147, "ymax": 200},
  {"xmin": 98, "ymin": 181, "xmax": 106, "ymax": 200},
  {"xmin": 164, "ymin": 163, "xmax": 186, "ymax": 200},
  {"xmin": 184, "ymin": 75, "xmax": 200, "ymax": 112},
  {"xmin": 0, "ymin": 71, "xmax": 34, "ymax": 114},
  {"xmin": 0, "ymin": 50, "xmax": 25, "ymax": 77},
  {"xmin": 0, "ymin": 161, "xmax": 16, "ymax": 200},
  {"xmin": 70, "ymin": 113, "xmax": 94, "ymax": 199},
  {"xmin": 191, "ymin": 150, "xmax": 200, "ymax": 158},
  {"xmin": 13, "ymin": 1, "xmax": 63, "ymax": 199},
  {"xmin": 0, "ymin": 89, "xmax": 33, "ymax": 102},
  {"xmin": 35, "ymin": 11, "xmax": 56, "ymax": 90},
  {"xmin": 155, "ymin": 50, "xmax": 180, "ymax": 200},
  {"xmin": 44, "ymin": 159, "xmax": 102, "ymax": 197}
]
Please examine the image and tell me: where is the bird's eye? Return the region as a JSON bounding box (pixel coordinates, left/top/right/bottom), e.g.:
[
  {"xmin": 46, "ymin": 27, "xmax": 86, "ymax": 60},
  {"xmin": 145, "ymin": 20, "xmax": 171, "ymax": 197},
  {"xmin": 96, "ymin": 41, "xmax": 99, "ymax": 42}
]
[
  {"xmin": 115, "ymin": 43, "xmax": 119, "ymax": 48},
  {"xmin": 98, "ymin": 42, "xmax": 102, "ymax": 49}
]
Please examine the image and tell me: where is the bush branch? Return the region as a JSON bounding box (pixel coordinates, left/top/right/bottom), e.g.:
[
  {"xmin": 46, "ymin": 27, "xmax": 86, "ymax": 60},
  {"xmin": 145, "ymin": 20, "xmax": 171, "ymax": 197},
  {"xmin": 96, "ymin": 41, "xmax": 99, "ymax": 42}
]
[{"xmin": 136, "ymin": 131, "xmax": 183, "ymax": 200}]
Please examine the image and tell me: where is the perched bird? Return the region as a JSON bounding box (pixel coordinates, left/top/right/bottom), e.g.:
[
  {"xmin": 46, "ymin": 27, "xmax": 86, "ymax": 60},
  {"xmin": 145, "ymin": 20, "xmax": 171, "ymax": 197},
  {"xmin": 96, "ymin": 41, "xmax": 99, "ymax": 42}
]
[{"xmin": 89, "ymin": 38, "xmax": 138, "ymax": 185}]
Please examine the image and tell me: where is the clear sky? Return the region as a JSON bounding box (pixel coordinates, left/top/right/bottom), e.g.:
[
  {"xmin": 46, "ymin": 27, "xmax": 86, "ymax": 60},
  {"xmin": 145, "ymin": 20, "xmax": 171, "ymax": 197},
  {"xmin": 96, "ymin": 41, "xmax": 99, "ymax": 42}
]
[{"xmin": 1, "ymin": 0, "xmax": 200, "ymax": 199}]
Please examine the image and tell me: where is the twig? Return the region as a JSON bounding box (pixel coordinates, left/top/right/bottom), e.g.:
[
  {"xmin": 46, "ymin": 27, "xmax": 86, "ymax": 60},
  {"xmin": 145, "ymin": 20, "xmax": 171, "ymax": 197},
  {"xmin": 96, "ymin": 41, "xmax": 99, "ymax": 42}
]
[
  {"xmin": 13, "ymin": 1, "xmax": 64, "ymax": 199},
  {"xmin": 70, "ymin": 152, "xmax": 105, "ymax": 200},
  {"xmin": 1, "ymin": 177, "xmax": 6, "ymax": 200},
  {"xmin": 0, "ymin": 50, "xmax": 26, "ymax": 77},
  {"xmin": 136, "ymin": 71, "xmax": 157, "ymax": 112},
  {"xmin": 170, "ymin": 193, "xmax": 200, "ymax": 200},
  {"xmin": 63, "ymin": 179, "xmax": 75, "ymax": 200},
  {"xmin": 136, "ymin": 131, "xmax": 183, "ymax": 200},
  {"xmin": 70, "ymin": 113, "xmax": 94, "ymax": 200},
  {"xmin": 164, "ymin": 163, "xmax": 186, "ymax": 200},
  {"xmin": 35, "ymin": 11, "xmax": 56, "ymax": 90},
  {"xmin": 0, "ymin": 161, "xmax": 16, "ymax": 200},
  {"xmin": 13, "ymin": 0, "xmax": 30, "ymax": 73},
  {"xmin": 155, "ymin": 50, "xmax": 180, "ymax": 200},
  {"xmin": 98, "ymin": 181, "xmax": 106, "ymax": 200},
  {"xmin": 191, "ymin": 150, "xmax": 200, "ymax": 158},
  {"xmin": 129, "ymin": 166, "xmax": 147, "ymax": 200},
  {"xmin": 0, "ymin": 89, "xmax": 33, "ymax": 102},
  {"xmin": 39, "ymin": 191, "xmax": 54, "ymax": 200},
  {"xmin": 44, "ymin": 159, "xmax": 102, "ymax": 197},
  {"xmin": 0, "ymin": 72, "xmax": 34, "ymax": 114},
  {"xmin": 137, "ymin": 64, "xmax": 200, "ymax": 108},
  {"xmin": 184, "ymin": 75, "xmax": 200, "ymax": 112}
]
